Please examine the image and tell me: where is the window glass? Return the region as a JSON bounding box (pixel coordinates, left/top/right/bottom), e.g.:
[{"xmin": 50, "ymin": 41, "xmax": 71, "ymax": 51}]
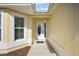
[
  {"xmin": 15, "ymin": 16, "xmax": 19, "ymax": 27},
  {"xmin": 20, "ymin": 19, "xmax": 24, "ymax": 27},
  {"xmin": 15, "ymin": 29, "xmax": 19, "ymax": 39},
  {"xmin": 0, "ymin": 14, "xmax": 1, "ymax": 27},
  {"xmin": 35, "ymin": 3, "xmax": 49, "ymax": 12},
  {"xmin": 38, "ymin": 24, "xmax": 41, "ymax": 35},
  {"xmin": 14, "ymin": 16, "xmax": 24, "ymax": 40},
  {"xmin": 0, "ymin": 14, "xmax": 1, "ymax": 41},
  {"xmin": 44, "ymin": 23, "xmax": 46, "ymax": 37},
  {"xmin": 19, "ymin": 29, "xmax": 24, "ymax": 38},
  {"xmin": 0, "ymin": 29, "xmax": 1, "ymax": 41},
  {"xmin": 15, "ymin": 16, "xmax": 24, "ymax": 27}
]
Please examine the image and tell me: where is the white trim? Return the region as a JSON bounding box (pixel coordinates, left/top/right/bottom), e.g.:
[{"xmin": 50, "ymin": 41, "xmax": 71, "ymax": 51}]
[
  {"xmin": 8, "ymin": 11, "xmax": 29, "ymax": 49},
  {"xmin": 47, "ymin": 39, "xmax": 71, "ymax": 56},
  {"xmin": 0, "ymin": 9, "xmax": 6, "ymax": 49},
  {"xmin": 0, "ymin": 9, "xmax": 4, "ymax": 43}
]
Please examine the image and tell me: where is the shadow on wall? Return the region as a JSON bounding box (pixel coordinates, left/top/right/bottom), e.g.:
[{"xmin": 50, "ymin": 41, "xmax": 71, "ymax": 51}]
[{"xmin": 46, "ymin": 40, "xmax": 58, "ymax": 56}]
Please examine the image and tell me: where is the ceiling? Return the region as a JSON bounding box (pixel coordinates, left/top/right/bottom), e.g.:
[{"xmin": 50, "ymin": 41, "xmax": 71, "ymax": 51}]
[{"xmin": 0, "ymin": 3, "xmax": 54, "ymax": 16}]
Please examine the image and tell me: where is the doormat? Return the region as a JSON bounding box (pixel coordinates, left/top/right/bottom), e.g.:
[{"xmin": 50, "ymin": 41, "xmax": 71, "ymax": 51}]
[{"xmin": 37, "ymin": 41, "xmax": 44, "ymax": 43}]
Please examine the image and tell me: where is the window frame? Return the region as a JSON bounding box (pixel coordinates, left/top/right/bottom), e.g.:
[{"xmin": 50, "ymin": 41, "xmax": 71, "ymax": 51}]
[
  {"xmin": 0, "ymin": 9, "xmax": 4, "ymax": 44},
  {"xmin": 9, "ymin": 12, "xmax": 28, "ymax": 48},
  {"xmin": 0, "ymin": 13, "xmax": 1, "ymax": 41},
  {"xmin": 0, "ymin": 9, "xmax": 6, "ymax": 49},
  {"xmin": 13, "ymin": 13, "xmax": 26, "ymax": 42}
]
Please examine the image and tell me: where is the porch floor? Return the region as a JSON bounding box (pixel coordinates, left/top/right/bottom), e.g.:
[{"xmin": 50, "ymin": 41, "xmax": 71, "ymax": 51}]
[{"xmin": 27, "ymin": 41, "xmax": 57, "ymax": 56}]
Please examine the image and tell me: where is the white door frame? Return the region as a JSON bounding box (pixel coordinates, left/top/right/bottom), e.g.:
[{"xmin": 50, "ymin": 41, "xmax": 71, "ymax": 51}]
[{"xmin": 36, "ymin": 21, "xmax": 47, "ymax": 42}]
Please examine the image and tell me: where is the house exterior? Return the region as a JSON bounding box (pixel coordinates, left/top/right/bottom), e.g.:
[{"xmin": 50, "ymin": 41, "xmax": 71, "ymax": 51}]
[{"xmin": 0, "ymin": 3, "xmax": 79, "ymax": 56}]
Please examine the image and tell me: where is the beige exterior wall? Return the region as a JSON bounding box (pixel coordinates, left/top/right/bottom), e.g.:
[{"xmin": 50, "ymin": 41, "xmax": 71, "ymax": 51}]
[
  {"xmin": 48, "ymin": 4, "xmax": 75, "ymax": 55},
  {"xmin": 27, "ymin": 17, "xmax": 32, "ymax": 43},
  {"xmin": 74, "ymin": 4, "xmax": 79, "ymax": 55},
  {"xmin": 4, "ymin": 9, "xmax": 11, "ymax": 43}
]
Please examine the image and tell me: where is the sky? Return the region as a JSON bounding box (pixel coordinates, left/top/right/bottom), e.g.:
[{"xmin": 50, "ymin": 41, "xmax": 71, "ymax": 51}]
[{"xmin": 35, "ymin": 3, "xmax": 49, "ymax": 12}]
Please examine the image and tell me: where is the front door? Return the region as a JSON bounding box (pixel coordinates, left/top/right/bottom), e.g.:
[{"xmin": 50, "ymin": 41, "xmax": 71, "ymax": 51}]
[{"xmin": 36, "ymin": 22, "xmax": 46, "ymax": 42}]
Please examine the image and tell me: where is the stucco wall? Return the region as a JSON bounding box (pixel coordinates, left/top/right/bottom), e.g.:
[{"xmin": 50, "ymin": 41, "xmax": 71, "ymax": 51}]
[
  {"xmin": 48, "ymin": 4, "xmax": 75, "ymax": 55},
  {"xmin": 74, "ymin": 4, "xmax": 79, "ymax": 55},
  {"xmin": 27, "ymin": 17, "xmax": 32, "ymax": 43},
  {"xmin": 4, "ymin": 9, "xmax": 11, "ymax": 43}
]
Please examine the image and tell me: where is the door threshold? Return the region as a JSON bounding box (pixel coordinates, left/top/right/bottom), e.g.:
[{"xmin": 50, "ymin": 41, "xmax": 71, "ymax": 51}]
[{"xmin": 37, "ymin": 41, "xmax": 44, "ymax": 43}]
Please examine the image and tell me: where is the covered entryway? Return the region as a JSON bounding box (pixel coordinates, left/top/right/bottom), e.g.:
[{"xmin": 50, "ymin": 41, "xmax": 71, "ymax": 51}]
[
  {"xmin": 32, "ymin": 18, "xmax": 48, "ymax": 43},
  {"xmin": 27, "ymin": 17, "xmax": 57, "ymax": 56}
]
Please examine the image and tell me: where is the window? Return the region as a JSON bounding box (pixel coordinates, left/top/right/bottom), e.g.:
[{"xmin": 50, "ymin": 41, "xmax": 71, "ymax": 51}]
[
  {"xmin": 35, "ymin": 3, "xmax": 49, "ymax": 12},
  {"xmin": 14, "ymin": 16, "xmax": 24, "ymax": 40},
  {"xmin": 0, "ymin": 14, "xmax": 1, "ymax": 41},
  {"xmin": 44, "ymin": 23, "xmax": 46, "ymax": 37},
  {"xmin": 38, "ymin": 24, "xmax": 41, "ymax": 35}
]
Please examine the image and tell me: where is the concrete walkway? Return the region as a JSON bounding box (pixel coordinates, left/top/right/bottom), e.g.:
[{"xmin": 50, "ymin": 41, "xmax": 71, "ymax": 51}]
[{"xmin": 27, "ymin": 41, "xmax": 57, "ymax": 56}]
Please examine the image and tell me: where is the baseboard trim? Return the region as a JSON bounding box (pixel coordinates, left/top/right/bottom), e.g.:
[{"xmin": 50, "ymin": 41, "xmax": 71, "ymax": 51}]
[{"xmin": 47, "ymin": 39, "xmax": 70, "ymax": 56}]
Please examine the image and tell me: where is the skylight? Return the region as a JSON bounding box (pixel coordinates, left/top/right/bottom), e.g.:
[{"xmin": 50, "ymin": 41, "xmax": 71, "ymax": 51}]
[{"xmin": 35, "ymin": 3, "xmax": 49, "ymax": 12}]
